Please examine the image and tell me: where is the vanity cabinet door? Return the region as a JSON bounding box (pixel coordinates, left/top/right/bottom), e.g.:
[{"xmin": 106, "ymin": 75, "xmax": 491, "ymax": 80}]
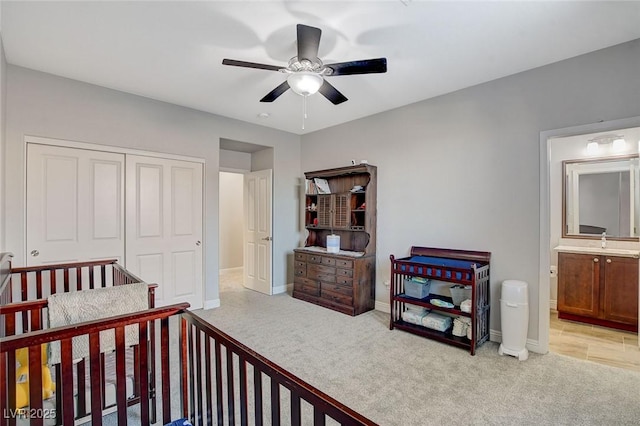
[
  {"xmin": 558, "ymin": 253, "xmax": 600, "ymax": 318},
  {"xmin": 602, "ymin": 256, "xmax": 639, "ymax": 325}
]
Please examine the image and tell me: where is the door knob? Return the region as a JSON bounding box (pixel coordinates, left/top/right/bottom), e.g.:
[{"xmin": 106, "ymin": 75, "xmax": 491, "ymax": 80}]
[
  {"xmin": 261, "ymin": 236, "xmax": 272, "ymax": 241},
  {"xmin": 196, "ymin": 241, "xmax": 201, "ymax": 246},
  {"xmin": 31, "ymin": 250, "xmax": 40, "ymax": 257}
]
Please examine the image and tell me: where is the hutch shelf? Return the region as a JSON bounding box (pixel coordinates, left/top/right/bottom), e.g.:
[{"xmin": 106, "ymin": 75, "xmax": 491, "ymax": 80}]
[
  {"xmin": 390, "ymin": 246, "xmax": 491, "ymax": 355},
  {"xmin": 294, "ymin": 164, "xmax": 377, "ymax": 316}
]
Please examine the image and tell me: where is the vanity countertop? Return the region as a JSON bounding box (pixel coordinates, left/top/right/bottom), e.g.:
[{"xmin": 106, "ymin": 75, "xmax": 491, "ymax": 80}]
[{"xmin": 554, "ymin": 245, "xmax": 640, "ymax": 258}]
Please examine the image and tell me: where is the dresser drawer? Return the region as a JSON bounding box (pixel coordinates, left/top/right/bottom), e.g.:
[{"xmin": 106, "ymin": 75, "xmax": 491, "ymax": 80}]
[
  {"xmin": 336, "ymin": 259, "xmax": 353, "ymax": 269},
  {"xmin": 322, "ymin": 257, "xmax": 336, "ymax": 266},
  {"xmin": 336, "ymin": 276, "xmax": 353, "ymax": 286},
  {"xmin": 308, "ymin": 264, "xmax": 336, "ymax": 282},
  {"xmin": 322, "ymin": 283, "xmax": 353, "ymax": 296},
  {"xmin": 336, "ymin": 268, "xmax": 353, "ymax": 278},
  {"xmin": 321, "ymin": 287, "xmax": 353, "ymax": 306},
  {"xmin": 294, "ymin": 252, "xmax": 307, "ymax": 261},
  {"xmin": 294, "ymin": 267, "xmax": 307, "ymax": 277},
  {"xmin": 294, "ymin": 278, "xmax": 319, "ymax": 296},
  {"xmin": 295, "ymin": 260, "xmax": 307, "ymax": 269},
  {"xmin": 307, "ymin": 254, "xmax": 323, "ymax": 264}
]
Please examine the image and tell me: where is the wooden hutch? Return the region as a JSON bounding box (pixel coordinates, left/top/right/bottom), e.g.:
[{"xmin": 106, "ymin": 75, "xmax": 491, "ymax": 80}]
[{"xmin": 293, "ymin": 164, "xmax": 377, "ymax": 315}]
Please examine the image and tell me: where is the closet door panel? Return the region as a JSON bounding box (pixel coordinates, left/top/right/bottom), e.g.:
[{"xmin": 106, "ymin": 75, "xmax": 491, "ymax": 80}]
[
  {"xmin": 26, "ymin": 144, "xmax": 125, "ymax": 266},
  {"xmin": 126, "ymin": 155, "xmax": 203, "ymax": 309}
]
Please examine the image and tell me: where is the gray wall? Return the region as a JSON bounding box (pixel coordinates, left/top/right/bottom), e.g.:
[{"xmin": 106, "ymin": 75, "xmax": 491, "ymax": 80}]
[
  {"xmin": 0, "ymin": 35, "xmax": 6, "ymax": 252},
  {"xmin": 219, "ymin": 172, "xmax": 244, "ymax": 269},
  {"xmin": 301, "ymin": 39, "xmax": 640, "ymax": 345},
  {"xmin": 4, "ymin": 66, "xmax": 301, "ymax": 305}
]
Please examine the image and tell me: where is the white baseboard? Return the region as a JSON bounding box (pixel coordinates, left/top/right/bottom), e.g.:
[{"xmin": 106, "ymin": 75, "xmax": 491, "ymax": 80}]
[
  {"xmin": 219, "ymin": 267, "xmax": 243, "ymax": 276},
  {"xmin": 375, "ymin": 300, "xmax": 391, "ymax": 313},
  {"xmin": 273, "ymin": 284, "xmax": 289, "ymax": 295},
  {"xmin": 203, "ymin": 299, "xmax": 220, "ymax": 310},
  {"xmin": 490, "ymin": 329, "xmax": 544, "ymax": 354},
  {"xmin": 549, "ymin": 299, "xmax": 557, "ymax": 310}
]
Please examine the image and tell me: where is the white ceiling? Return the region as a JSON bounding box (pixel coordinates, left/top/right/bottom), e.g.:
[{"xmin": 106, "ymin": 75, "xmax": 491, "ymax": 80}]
[{"xmin": 2, "ymin": 1, "xmax": 639, "ymax": 135}]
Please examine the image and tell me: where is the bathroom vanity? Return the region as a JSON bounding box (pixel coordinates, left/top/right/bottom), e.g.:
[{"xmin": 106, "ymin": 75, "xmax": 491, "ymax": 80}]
[{"xmin": 555, "ymin": 246, "xmax": 639, "ymax": 332}]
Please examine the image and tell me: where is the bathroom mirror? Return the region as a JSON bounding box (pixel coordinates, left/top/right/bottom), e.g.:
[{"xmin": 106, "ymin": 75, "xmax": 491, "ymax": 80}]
[{"xmin": 563, "ymin": 155, "xmax": 639, "ymax": 240}]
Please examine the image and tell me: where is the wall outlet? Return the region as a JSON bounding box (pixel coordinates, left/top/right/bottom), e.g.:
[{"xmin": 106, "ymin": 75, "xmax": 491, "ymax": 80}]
[{"xmin": 550, "ymin": 265, "xmax": 557, "ymax": 278}]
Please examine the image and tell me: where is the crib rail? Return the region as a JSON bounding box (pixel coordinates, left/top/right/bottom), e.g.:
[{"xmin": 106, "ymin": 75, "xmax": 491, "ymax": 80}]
[
  {"xmin": 0, "ymin": 303, "xmax": 189, "ymax": 426},
  {"xmin": 180, "ymin": 311, "xmax": 377, "ymax": 426},
  {"xmin": 1, "ymin": 257, "xmax": 143, "ymax": 306}
]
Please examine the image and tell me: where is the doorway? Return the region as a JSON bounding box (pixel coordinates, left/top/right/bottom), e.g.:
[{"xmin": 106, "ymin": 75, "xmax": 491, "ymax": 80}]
[
  {"xmin": 218, "ymin": 139, "xmax": 274, "ymax": 297},
  {"xmin": 540, "ymin": 118, "xmax": 640, "ymax": 370}
]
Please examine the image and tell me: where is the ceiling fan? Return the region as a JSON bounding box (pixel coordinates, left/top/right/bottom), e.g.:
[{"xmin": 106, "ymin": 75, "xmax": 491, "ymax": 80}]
[{"xmin": 222, "ymin": 24, "xmax": 387, "ymax": 105}]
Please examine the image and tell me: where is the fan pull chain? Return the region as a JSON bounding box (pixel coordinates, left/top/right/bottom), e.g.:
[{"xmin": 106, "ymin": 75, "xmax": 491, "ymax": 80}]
[{"xmin": 302, "ymin": 95, "xmax": 308, "ymax": 130}]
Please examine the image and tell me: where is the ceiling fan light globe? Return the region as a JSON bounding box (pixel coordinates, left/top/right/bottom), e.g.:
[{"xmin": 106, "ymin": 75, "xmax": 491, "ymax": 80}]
[{"xmin": 287, "ymin": 72, "xmax": 323, "ymax": 97}]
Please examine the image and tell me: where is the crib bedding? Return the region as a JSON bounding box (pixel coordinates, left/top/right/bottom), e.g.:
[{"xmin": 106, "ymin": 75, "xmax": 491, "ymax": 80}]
[{"xmin": 398, "ymin": 255, "xmax": 479, "ymax": 281}]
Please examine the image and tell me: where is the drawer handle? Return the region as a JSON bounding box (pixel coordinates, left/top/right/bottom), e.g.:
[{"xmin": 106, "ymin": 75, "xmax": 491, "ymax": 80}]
[
  {"xmin": 593, "ymin": 258, "xmax": 599, "ymax": 263},
  {"xmin": 606, "ymin": 258, "xmax": 612, "ymax": 264}
]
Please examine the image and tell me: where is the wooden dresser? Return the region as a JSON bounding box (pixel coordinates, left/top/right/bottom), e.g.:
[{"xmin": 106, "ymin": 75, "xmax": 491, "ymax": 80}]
[
  {"xmin": 293, "ymin": 164, "xmax": 377, "ymax": 315},
  {"xmin": 293, "ymin": 250, "xmax": 375, "ymax": 315}
]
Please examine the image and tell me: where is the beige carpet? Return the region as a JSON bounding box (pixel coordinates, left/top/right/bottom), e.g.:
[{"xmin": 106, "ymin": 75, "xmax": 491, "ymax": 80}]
[{"xmin": 192, "ymin": 278, "xmax": 640, "ymax": 426}]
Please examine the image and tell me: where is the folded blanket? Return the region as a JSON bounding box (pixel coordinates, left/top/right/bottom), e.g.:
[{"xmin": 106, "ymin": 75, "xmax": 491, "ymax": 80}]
[{"xmin": 48, "ymin": 283, "xmax": 149, "ymax": 364}]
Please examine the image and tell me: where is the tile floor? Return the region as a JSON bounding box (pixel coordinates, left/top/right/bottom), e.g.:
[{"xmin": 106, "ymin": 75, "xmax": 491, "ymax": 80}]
[{"xmin": 549, "ymin": 310, "xmax": 639, "ymax": 372}]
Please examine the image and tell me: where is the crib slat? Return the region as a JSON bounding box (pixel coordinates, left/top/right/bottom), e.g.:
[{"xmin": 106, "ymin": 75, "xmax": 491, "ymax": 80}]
[
  {"xmin": 226, "ymin": 346, "xmax": 235, "ymax": 425},
  {"xmin": 89, "ymin": 266, "xmax": 95, "ymax": 290},
  {"xmin": 161, "ymin": 317, "xmax": 171, "ymax": 425},
  {"xmin": 20, "ymin": 273, "xmax": 28, "ymax": 325},
  {"xmin": 76, "ymin": 268, "xmax": 82, "ymax": 291},
  {"xmin": 150, "ymin": 309, "xmax": 158, "ymax": 424},
  {"xmin": 100, "ymin": 264, "xmax": 107, "ymax": 287},
  {"xmin": 195, "ymin": 328, "xmax": 203, "ymax": 426},
  {"xmin": 28, "ymin": 345, "xmax": 44, "ymax": 426},
  {"xmin": 214, "ymin": 340, "xmax": 224, "ymax": 424},
  {"xmin": 36, "ymin": 271, "xmax": 43, "ymax": 300},
  {"xmin": 89, "ymin": 332, "xmax": 103, "ymax": 426},
  {"xmin": 314, "ymin": 407, "xmax": 326, "ymax": 426},
  {"xmin": 50, "ymin": 270, "xmax": 57, "ymax": 295},
  {"xmin": 76, "ymin": 359, "xmax": 87, "ymax": 417},
  {"xmin": 30, "ymin": 308, "xmax": 42, "ymax": 332},
  {"xmin": 6, "ymin": 349, "xmax": 16, "ymax": 426},
  {"xmin": 0, "ymin": 352, "xmax": 7, "ymax": 426},
  {"xmin": 254, "ymin": 366, "xmax": 263, "ymax": 426},
  {"xmin": 205, "ymin": 337, "xmax": 213, "ymax": 424},
  {"xmin": 239, "ymin": 356, "xmax": 248, "ymax": 426},
  {"xmin": 291, "ymin": 393, "xmax": 301, "ymax": 426},
  {"xmin": 60, "ymin": 338, "xmax": 75, "ymax": 425},
  {"xmin": 271, "ymin": 378, "xmax": 280, "ymax": 426},
  {"xmin": 115, "ymin": 326, "xmax": 127, "ymax": 425},
  {"xmin": 63, "ymin": 268, "xmax": 70, "ymax": 293},
  {"xmin": 179, "ymin": 317, "xmax": 188, "ymax": 421},
  {"xmin": 138, "ymin": 322, "xmax": 150, "ymax": 426},
  {"xmin": 187, "ymin": 325, "xmax": 196, "ymax": 424}
]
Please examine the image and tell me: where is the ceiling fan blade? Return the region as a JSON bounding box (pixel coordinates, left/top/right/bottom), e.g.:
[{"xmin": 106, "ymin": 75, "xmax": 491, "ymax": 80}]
[
  {"xmin": 260, "ymin": 81, "xmax": 291, "ymax": 102},
  {"xmin": 297, "ymin": 24, "xmax": 322, "ymax": 62},
  {"xmin": 325, "ymin": 58, "xmax": 387, "ymax": 76},
  {"xmin": 222, "ymin": 59, "xmax": 282, "ymax": 72},
  {"xmin": 318, "ymin": 80, "xmax": 348, "ymax": 105}
]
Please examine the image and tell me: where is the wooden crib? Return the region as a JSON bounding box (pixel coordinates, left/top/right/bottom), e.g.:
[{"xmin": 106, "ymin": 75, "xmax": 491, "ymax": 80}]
[{"xmin": 0, "ymin": 254, "xmax": 376, "ymax": 425}]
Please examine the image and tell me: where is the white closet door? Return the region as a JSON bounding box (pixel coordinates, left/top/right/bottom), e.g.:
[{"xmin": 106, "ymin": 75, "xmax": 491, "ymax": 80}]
[
  {"xmin": 126, "ymin": 155, "xmax": 203, "ymax": 309},
  {"xmin": 26, "ymin": 144, "xmax": 125, "ymax": 266}
]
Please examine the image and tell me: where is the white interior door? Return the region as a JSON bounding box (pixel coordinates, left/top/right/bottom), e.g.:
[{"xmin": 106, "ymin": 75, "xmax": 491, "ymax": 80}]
[
  {"xmin": 243, "ymin": 169, "xmax": 272, "ymax": 295},
  {"xmin": 126, "ymin": 155, "xmax": 203, "ymax": 308},
  {"xmin": 26, "ymin": 144, "xmax": 125, "ymax": 266}
]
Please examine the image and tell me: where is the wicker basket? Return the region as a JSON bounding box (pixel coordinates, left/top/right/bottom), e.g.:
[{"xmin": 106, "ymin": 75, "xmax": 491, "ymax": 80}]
[{"xmin": 450, "ymin": 285, "xmax": 471, "ymax": 306}]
